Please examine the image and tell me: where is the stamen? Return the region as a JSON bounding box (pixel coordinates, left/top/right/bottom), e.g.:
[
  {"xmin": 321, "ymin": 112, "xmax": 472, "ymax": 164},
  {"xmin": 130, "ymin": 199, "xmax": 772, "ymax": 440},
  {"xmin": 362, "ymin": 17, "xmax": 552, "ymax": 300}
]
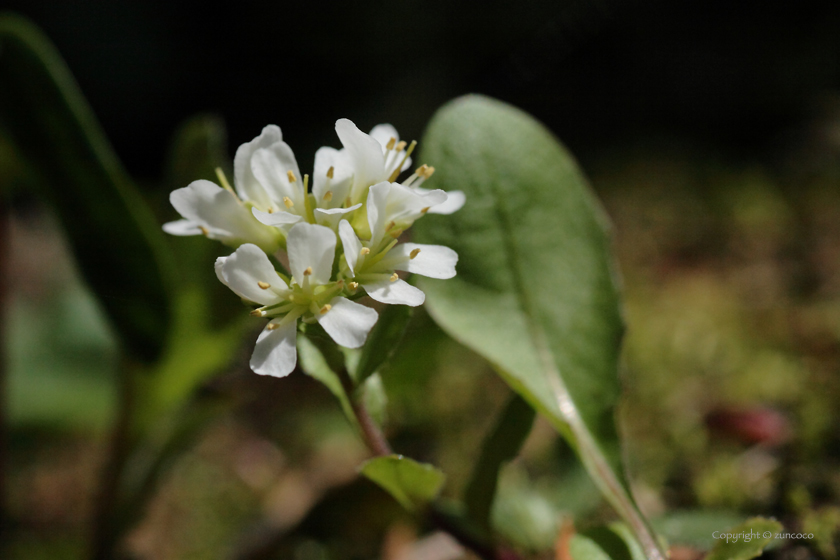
[
  {"xmin": 283, "ymin": 197, "xmax": 294, "ymax": 208},
  {"xmin": 215, "ymin": 167, "xmax": 236, "ymax": 195},
  {"xmin": 267, "ymin": 207, "xmax": 275, "ymax": 213},
  {"xmin": 250, "ymin": 309, "xmax": 266, "ymax": 317},
  {"xmin": 385, "ymin": 137, "xmax": 396, "ymax": 150},
  {"xmin": 258, "ymin": 281, "xmax": 270, "ymax": 289},
  {"xmin": 390, "ymin": 273, "xmax": 399, "ymax": 282},
  {"xmin": 349, "ymin": 281, "xmax": 359, "ymax": 290},
  {"xmin": 326, "ymin": 166, "xmax": 335, "ymax": 179},
  {"xmin": 319, "ymin": 304, "xmax": 332, "ymax": 314},
  {"xmin": 388, "ymin": 229, "xmax": 403, "ymax": 239},
  {"xmin": 409, "ymin": 248, "xmax": 421, "ymax": 259},
  {"xmin": 287, "ymin": 170, "xmax": 297, "ymax": 183},
  {"xmin": 323, "ymin": 191, "xmax": 333, "ymax": 202},
  {"xmin": 360, "ymin": 247, "xmax": 371, "ymax": 255},
  {"xmin": 388, "ymin": 140, "xmax": 417, "ymax": 182},
  {"xmin": 420, "ymin": 206, "xmax": 430, "ymax": 214},
  {"xmin": 385, "ymin": 220, "xmax": 396, "ymax": 232},
  {"xmin": 199, "ymin": 226, "xmax": 209, "ymax": 236},
  {"xmin": 423, "ymin": 166, "xmax": 436, "ymax": 178},
  {"xmin": 303, "ymin": 174, "xmax": 309, "ymax": 191},
  {"xmin": 303, "ymin": 266, "xmax": 313, "ymax": 276},
  {"xmin": 266, "ymin": 322, "xmax": 280, "ymax": 331},
  {"xmin": 395, "ymin": 140, "xmax": 407, "ymax": 151},
  {"xmin": 415, "ymin": 164, "xmax": 429, "ymax": 176}
]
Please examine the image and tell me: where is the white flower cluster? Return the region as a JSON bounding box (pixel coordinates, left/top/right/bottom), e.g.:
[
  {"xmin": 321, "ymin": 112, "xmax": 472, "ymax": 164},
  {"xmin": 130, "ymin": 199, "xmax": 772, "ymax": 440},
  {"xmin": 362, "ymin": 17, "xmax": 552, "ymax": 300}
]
[{"xmin": 163, "ymin": 119, "xmax": 463, "ymax": 377}]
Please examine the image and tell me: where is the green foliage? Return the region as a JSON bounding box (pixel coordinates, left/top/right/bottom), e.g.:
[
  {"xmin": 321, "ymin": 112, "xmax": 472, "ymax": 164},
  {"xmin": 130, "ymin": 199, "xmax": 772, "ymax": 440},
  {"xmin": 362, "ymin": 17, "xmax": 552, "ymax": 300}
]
[
  {"xmin": 359, "ymin": 455, "xmax": 445, "ymax": 512},
  {"xmin": 0, "ymin": 13, "xmax": 175, "ymax": 363},
  {"xmin": 352, "ymin": 304, "xmax": 413, "ymax": 385},
  {"xmin": 464, "ymin": 393, "xmax": 535, "ymax": 532},
  {"xmin": 298, "ymin": 333, "xmax": 357, "ymax": 428},
  {"xmin": 705, "ymin": 517, "xmax": 782, "ymax": 560},
  {"xmin": 415, "ymin": 94, "xmax": 663, "ymax": 558}
]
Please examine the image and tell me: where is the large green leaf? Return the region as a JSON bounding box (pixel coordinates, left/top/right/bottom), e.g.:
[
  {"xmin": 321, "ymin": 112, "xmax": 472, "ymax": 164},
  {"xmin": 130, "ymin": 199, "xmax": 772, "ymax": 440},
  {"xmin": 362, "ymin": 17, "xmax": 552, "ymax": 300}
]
[
  {"xmin": 415, "ymin": 95, "xmax": 663, "ymax": 559},
  {"xmin": 359, "ymin": 455, "xmax": 445, "ymax": 512},
  {"xmin": 352, "ymin": 304, "xmax": 413, "ymax": 385},
  {"xmin": 0, "ymin": 14, "xmax": 174, "ymax": 362}
]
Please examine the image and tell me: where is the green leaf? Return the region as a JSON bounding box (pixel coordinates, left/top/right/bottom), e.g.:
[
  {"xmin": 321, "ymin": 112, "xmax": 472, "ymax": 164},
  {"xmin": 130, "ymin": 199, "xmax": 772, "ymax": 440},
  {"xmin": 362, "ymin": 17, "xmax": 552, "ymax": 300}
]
[
  {"xmin": 352, "ymin": 304, "xmax": 413, "ymax": 385},
  {"xmin": 581, "ymin": 523, "xmax": 648, "ymax": 560},
  {"xmin": 0, "ymin": 14, "xmax": 174, "ymax": 362},
  {"xmin": 361, "ymin": 373, "xmax": 388, "ymax": 427},
  {"xmin": 569, "ymin": 534, "xmax": 613, "ymax": 560},
  {"xmin": 651, "ymin": 511, "xmax": 746, "ymax": 550},
  {"xmin": 415, "ymin": 95, "xmax": 664, "ymax": 559},
  {"xmin": 464, "ymin": 393, "xmax": 535, "ymax": 532},
  {"xmin": 705, "ymin": 517, "xmax": 781, "ymax": 560},
  {"xmin": 359, "ymin": 455, "xmax": 445, "ymax": 512},
  {"xmin": 297, "ymin": 334, "xmax": 357, "ymax": 428}
]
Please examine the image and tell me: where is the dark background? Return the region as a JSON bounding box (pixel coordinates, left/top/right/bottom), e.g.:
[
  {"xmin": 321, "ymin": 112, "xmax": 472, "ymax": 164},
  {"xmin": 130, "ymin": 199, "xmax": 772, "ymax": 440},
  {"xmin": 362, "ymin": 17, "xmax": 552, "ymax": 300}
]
[{"xmin": 4, "ymin": 0, "xmax": 839, "ymax": 182}]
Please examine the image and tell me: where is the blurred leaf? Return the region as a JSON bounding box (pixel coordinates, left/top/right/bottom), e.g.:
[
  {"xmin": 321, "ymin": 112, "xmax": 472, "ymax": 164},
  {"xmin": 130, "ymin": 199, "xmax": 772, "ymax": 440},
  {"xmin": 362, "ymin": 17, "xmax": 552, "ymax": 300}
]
[
  {"xmin": 352, "ymin": 304, "xmax": 412, "ymax": 385},
  {"xmin": 651, "ymin": 511, "xmax": 746, "ymax": 550},
  {"xmin": 569, "ymin": 534, "xmax": 613, "ymax": 560},
  {"xmin": 164, "ymin": 113, "xmax": 228, "ymax": 189},
  {"xmin": 0, "ymin": 14, "xmax": 175, "ymax": 362},
  {"xmin": 298, "ymin": 334, "xmax": 357, "ymax": 428},
  {"xmin": 705, "ymin": 517, "xmax": 781, "ymax": 560},
  {"xmin": 464, "ymin": 392, "xmax": 535, "ymax": 532},
  {"xmin": 361, "ymin": 373, "xmax": 388, "ymax": 426},
  {"xmin": 416, "ymin": 95, "xmax": 663, "ymax": 558},
  {"xmin": 359, "ymin": 455, "xmax": 445, "ymax": 512},
  {"xmin": 581, "ymin": 523, "xmax": 647, "ymax": 560}
]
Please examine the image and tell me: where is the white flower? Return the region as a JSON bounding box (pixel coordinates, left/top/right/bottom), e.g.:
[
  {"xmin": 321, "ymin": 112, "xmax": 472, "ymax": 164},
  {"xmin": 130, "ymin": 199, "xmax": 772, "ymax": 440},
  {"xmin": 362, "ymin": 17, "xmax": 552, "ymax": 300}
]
[
  {"xmin": 334, "ymin": 119, "xmax": 465, "ymax": 214},
  {"xmin": 337, "ymin": 183, "xmax": 458, "ymax": 307},
  {"xmin": 163, "ymin": 125, "xmax": 288, "ymax": 252},
  {"xmin": 215, "ymin": 222, "xmax": 378, "ymax": 377}
]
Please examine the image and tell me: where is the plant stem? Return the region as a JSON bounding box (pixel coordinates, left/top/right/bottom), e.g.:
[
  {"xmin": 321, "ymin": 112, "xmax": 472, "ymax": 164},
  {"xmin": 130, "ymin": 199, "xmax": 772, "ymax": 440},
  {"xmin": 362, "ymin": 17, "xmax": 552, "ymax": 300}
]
[{"xmin": 337, "ymin": 369, "xmax": 521, "ymax": 560}]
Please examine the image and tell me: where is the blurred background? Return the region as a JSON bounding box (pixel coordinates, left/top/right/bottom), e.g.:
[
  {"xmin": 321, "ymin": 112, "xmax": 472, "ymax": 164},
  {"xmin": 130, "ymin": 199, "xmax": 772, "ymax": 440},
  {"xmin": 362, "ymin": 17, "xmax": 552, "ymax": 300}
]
[{"xmin": 2, "ymin": 0, "xmax": 840, "ymax": 558}]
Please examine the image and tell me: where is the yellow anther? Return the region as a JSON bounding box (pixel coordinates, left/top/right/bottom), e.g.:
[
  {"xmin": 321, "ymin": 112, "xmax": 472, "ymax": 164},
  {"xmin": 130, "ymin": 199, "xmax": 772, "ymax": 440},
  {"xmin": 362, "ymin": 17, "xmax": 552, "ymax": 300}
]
[
  {"xmin": 385, "ymin": 220, "xmax": 396, "ymax": 232},
  {"xmin": 287, "ymin": 170, "xmax": 297, "ymax": 183},
  {"xmin": 385, "ymin": 137, "xmax": 396, "ymax": 150},
  {"xmin": 250, "ymin": 309, "xmax": 265, "ymax": 317},
  {"xmin": 390, "ymin": 273, "xmax": 399, "ymax": 282},
  {"xmin": 266, "ymin": 322, "xmax": 279, "ymax": 331},
  {"xmin": 267, "ymin": 207, "xmax": 275, "ymax": 213},
  {"xmin": 323, "ymin": 191, "xmax": 333, "ymax": 202},
  {"xmin": 349, "ymin": 281, "xmax": 359, "ymax": 290},
  {"xmin": 420, "ymin": 206, "xmax": 430, "ymax": 214},
  {"xmin": 360, "ymin": 247, "xmax": 371, "ymax": 255},
  {"xmin": 389, "ymin": 229, "xmax": 403, "ymax": 239},
  {"xmin": 395, "ymin": 140, "xmax": 407, "ymax": 151},
  {"xmin": 415, "ymin": 164, "xmax": 429, "ymax": 176},
  {"xmin": 303, "ymin": 266, "xmax": 313, "ymax": 276},
  {"xmin": 257, "ymin": 281, "xmax": 270, "ymax": 289},
  {"xmin": 326, "ymin": 166, "xmax": 335, "ymax": 179},
  {"xmin": 319, "ymin": 304, "xmax": 332, "ymax": 314},
  {"xmin": 409, "ymin": 248, "xmax": 421, "ymax": 259},
  {"xmin": 199, "ymin": 226, "xmax": 209, "ymax": 236},
  {"xmin": 423, "ymin": 166, "xmax": 436, "ymax": 178},
  {"xmin": 283, "ymin": 197, "xmax": 294, "ymax": 208}
]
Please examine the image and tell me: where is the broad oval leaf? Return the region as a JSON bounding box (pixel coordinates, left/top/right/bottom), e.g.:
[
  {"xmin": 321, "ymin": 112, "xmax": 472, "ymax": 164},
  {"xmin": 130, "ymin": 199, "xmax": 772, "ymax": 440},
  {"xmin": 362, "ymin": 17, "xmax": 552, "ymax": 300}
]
[
  {"xmin": 705, "ymin": 517, "xmax": 781, "ymax": 560},
  {"xmin": 414, "ymin": 95, "xmax": 664, "ymax": 559},
  {"xmin": 0, "ymin": 14, "xmax": 174, "ymax": 362},
  {"xmin": 359, "ymin": 455, "xmax": 445, "ymax": 512}
]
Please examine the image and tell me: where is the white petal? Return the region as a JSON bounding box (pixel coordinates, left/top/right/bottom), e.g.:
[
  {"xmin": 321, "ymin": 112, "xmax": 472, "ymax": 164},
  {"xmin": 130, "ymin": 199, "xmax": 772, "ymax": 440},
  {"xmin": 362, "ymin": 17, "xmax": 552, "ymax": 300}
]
[
  {"xmin": 364, "ymin": 277, "xmax": 425, "ymax": 307},
  {"xmin": 250, "ymin": 319, "xmax": 298, "ymax": 377},
  {"xmin": 369, "ymin": 124, "xmax": 399, "ymax": 148},
  {"xmin": 426, "ymin": 190, "xmax": 466, "ymax": 214},
  {"xmin": 218, "ymin": 244, "xmax": 288, "ymax": 305},
  {"xmin": 251, "ymin": 143, "xmax": 304, "ymax": 209},
  {"xmin": 386, "ymin": 243, "xmax": 458, "ymax": 279},
  {"xmin": 162, "ymin": 219, "xmax": 203, "ymax": 236},
  {"xmin": 335, "ymin": 119, "xmax": 387, "ymax": 199},
  {"xmin": 215, "ymin": 256, "xmax": 228, "ymax": 286},
  {"xmin": 314, "ymin": 203, "xmax": 362, "ymax": 230},
  {"xmin": 252, "ymin": 208, "xmax": 303, "ymax": 227},
  {"xmin": 366, "ymin": 182, "xmax": 391, "ymax": 246},
  {"xmin": 169, "ymin": 180, "xmax": 279, "ymax": 252},
  {"xmin": 313, "ymin": 146, "xmax": 353, "ymax": 207},
  {"xmin": 338, "ymin": 219, "xmax": 362, "ymax": 275},
  {"xmin": 287, "ymin": 223, "xmax": 336, "ymax": 285},
  {"xmin": 317, "ymin": 297, "xmax": 378, "ymax": 348},
  {"xmin": 234, "ymin": 125, "xmax": 283, "ymax": 204}
]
